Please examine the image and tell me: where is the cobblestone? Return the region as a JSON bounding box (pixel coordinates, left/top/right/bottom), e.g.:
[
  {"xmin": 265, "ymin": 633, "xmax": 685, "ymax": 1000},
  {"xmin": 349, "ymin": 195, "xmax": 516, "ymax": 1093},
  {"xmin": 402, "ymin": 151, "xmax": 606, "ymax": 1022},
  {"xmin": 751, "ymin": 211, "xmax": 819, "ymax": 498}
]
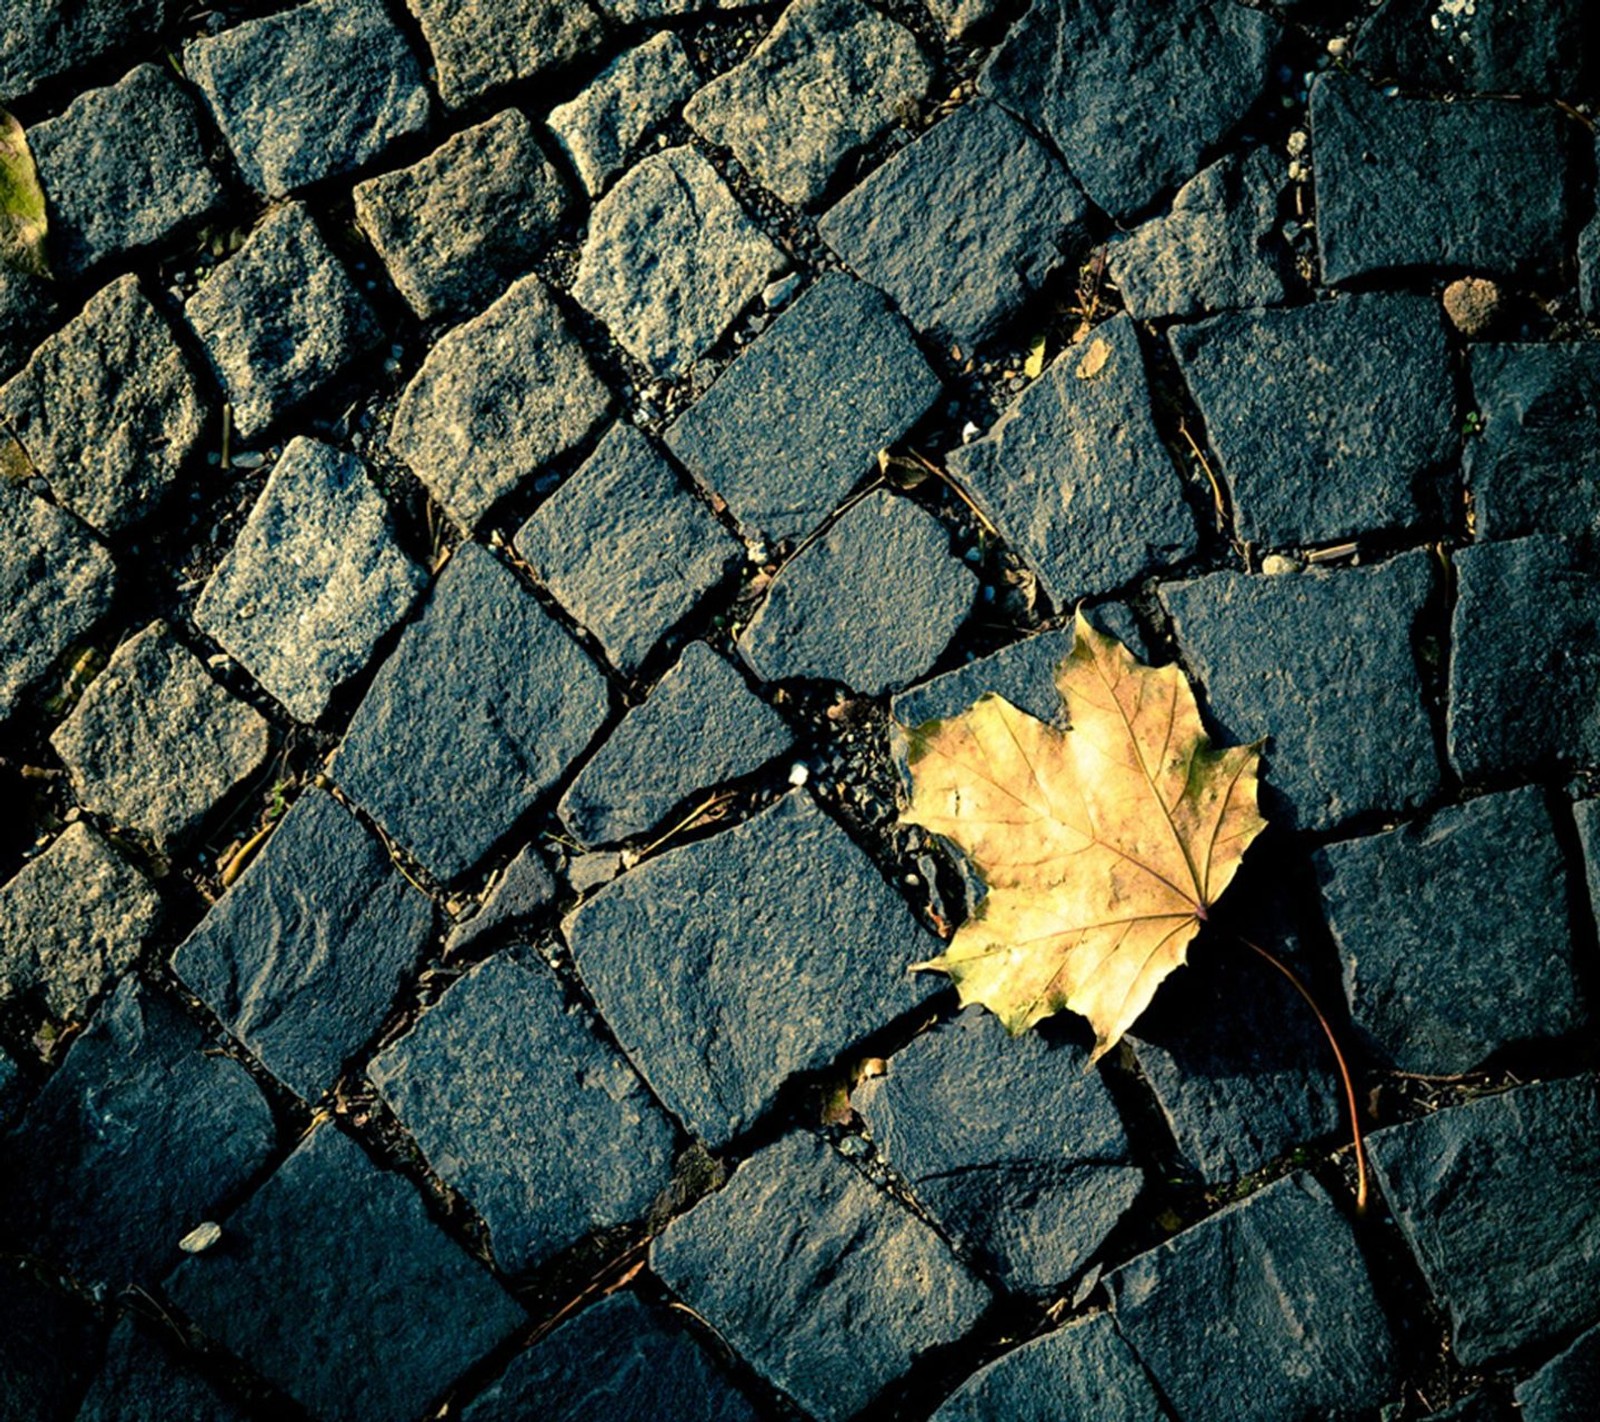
[
  {"xmin": 73, "ymin": 1318, "xmax": 252, "ymax": 1422},
  {"xmin": 1514, "ymin": 1321, "xmax": 1600, "ymax": 1422},
  {"xmin": 0, "ymin": 0, "xmax": 184, "ymax": 103},
  {"xmin": 407, "ymin": 0, "xmax": 606, "ymax": 109}
]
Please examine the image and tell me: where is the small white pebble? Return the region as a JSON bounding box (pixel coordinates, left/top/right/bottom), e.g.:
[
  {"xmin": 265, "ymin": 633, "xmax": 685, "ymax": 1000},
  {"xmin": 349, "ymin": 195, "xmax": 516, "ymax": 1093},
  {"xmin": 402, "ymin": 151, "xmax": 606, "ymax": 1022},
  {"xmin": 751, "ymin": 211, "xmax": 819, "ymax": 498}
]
[
  {"xmin": 1260, "ymin": 554, "xmax": 1301, "ymax": 576},
  {"xmin": 960, "ymin": 420, "xmax": 981, "ymax": 443},
  {"xmin": 1328, "ymin": 36, "xmax": 1349, "ymax": 57},
  {"xmin": 230, "ymin": 450, "xmax": 266, "ymax": 470},
  {"xmin": 180, "ymin": 1222, "xmax": 222, "ymax": 1254},
  {"xmin": 1287, "ymin": 130, "xmax": 1308, "ymax": 157},
  {"xmin": 788, "ymin": 762, "xmax": 810, "ymax": 787}
]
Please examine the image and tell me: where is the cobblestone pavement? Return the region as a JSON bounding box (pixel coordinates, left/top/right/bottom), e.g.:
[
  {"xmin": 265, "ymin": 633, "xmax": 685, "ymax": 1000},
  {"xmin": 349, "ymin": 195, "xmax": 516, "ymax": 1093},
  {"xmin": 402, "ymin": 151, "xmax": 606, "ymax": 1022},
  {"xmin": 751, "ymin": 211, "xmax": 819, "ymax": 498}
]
[{"xmin": 2, "ymin": 2, "xmax": 1599, "ymax": 1419}]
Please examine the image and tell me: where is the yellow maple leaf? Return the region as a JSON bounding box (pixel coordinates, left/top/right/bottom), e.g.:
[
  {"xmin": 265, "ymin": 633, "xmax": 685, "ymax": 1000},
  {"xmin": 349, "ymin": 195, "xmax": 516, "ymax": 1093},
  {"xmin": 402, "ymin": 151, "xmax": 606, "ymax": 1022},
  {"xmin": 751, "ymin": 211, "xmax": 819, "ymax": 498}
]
[{"xmin": 900, "ymin": 610, "xmax": 1267, "ymax": 1057}]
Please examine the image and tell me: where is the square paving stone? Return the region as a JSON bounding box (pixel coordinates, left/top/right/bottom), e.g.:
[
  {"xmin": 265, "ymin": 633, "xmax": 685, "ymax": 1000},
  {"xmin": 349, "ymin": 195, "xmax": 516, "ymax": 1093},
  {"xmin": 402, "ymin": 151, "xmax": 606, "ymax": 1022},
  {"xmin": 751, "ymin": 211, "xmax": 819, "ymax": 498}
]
[
  {"xmin": 0, "ymin": 821, "xmax": 162, "ymax": 1020},
  {"xmin": 1169, "ymin": 293, "xmax": 1455, "ymax": 548},
  {"xmin": 947, "ymin": 315, "xmax": 1199, "ymax": 605},
  {"xmin": 1447, "ymin": 535, "xmax": 1600, "ymax": 783},
  {"xmin": 651, "ymin": 1132, "xmax": 992, "ymax": 1421},
  {"xmin": 26, "ymin": 63, "xmax": 224, "ymax": 279},
  {"xmin": 333, "ymin": 543, "xmax": 610, "ymax": 881},
  {"xmin": 172, "ymin": 787, "xmax": 434, "ymax": 1101},
  {"xmin": 0, "ymin": 0, "xmax": 184, "ymax": 102},
  {"xmin": 354, "ymin": 109, "xmax": 570, "ymax": 324},
  {"xmin": 665, "ymin": 272, "xmax": 939, "ymax": 540},
  {"xmin": 514, "ymin": 422, "xmax": 741, "ymax": 675},
  {"xmin": 0, "ymin": 977, "xmax": 276, "ymax": 1288},
  {"xmin": 818, "ymin": 99, "xmax": 1090, "ymax": 352},
  {"xmin": 1366, "ymin": 1076, "xmax": 1600, "ymax": 1365},
  {"xmin": 186, "ymin": 0, "xmax": 432, "ymax": 198},
  {"xmin": 1159, "ymin": 552, "xmax": 1441, "ymax": 833},
  {"xmin": 1109, "ymin": 148, "xmax": 1289, "ymax": 321},
  {"xmin": 1316, "ymin": 785, "xmax": 1584, "ymax": 1075},
  {"xmin": 0, "ymin": 274, "xmax": 206, "ymax": 538},
  {"xmin": 1514, "ymin": 1320, "xmax": 1600, "ymax": 1422},
  {"xmin": 1464, "ymin": 343, "xmax": 1600, "ymax": 541},
  {"xmin": 931, "ymin": 1312, "xmax": 1172, "ymax": 1422},
  {"xmin": 194, "ymin": 437, "xmax": 428, "ymax": 723},
  {"xmin": 563, "ymin": 790, "xmax": 942, "ymax": 1146},
  {"xmin": 164, "ymin": 1123, "xmax": 526, "ymax": 1422},
  {"xmin": 737, "ymin": 487, "xmax": 976, "ymax": 696},
  {"xmin": 50, "ymin": 623, "xmax": 273, "ymax": 852},
  {"xmin": 1310, "ymin": 72, "xmax": 1571, "ymax": 285},
  {"xmin": 184, "ymin": 203, "xmax": 384, "ymax": 441},
  {"xmin": 1107, "ymin": 1172, "xmax": 1396, "ymax": 1422},
  {"xmin": 388, "ymin": 274, "xmax": 613, "ymax": 529},
  {"xmin": 73, "ymin": 1318, "xmax": 251, "ymax": 1422},
  {"xmin": 0, "ymin": 482, "xmax": 116, "ymax": 720},
  {"xmin": 547, "ymin": 32, "xmax": 699, "ymax": 197},
  {"xmin": 683, "ymin": 0, "xmax": 935, "ymax": 210},
  {"xmin": 572, "ymin": 146, "xmax": 787, "ymax": 380},
  {"xmin": 558, "ymin": 641, "xmax": 795, "ymax": 846},
  {"xmin": 444, "ymin": 841, "xmax": 556, "ymax": 955},
  {"xmin": 461, "ymin": 1292, "xmax": 760, "ymax": 1422},
  {"xmin": 406, "ymin": 0, "xmax": 607, "ymax": 108},
  {"xmin": 368, "ymin": 951, "xmax": 677, "ymax": 1275},
  {"xmin": 854, "ymin": 1008, "xmax": 1143, "ymax": 1293},
  {"xmin": 980, "ymin": 0, "xmax": 1278, "ymax": 219},
  {"xmin": 893, "ymin": 628, "xmax": 1075, "ymax": 733}
]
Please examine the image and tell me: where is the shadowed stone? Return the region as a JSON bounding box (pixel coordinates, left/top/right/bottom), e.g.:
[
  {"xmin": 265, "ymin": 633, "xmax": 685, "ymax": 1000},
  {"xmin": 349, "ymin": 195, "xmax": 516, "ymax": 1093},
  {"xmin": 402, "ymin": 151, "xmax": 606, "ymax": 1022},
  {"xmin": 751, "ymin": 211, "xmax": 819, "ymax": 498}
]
[
  {"xmin": 0, "ymin": 0, "xmax": 184, "ymax": 102},
  {"xmin": 0, "ymin": 1259, "xmax": 98, "ymax": 1422},
  {"xmin": 406, "ymin": 0, "xmax": 607, "ymax": 108},
  {"xmin": 1514, "ymin": 1320, "xmax": 1600, "ymax": 1422},
  {"xmin": 73, "ymin": 1319, "xmax": 251, "ymax": 1422},
  {"xmin": 0, "ymin": 268, "xmax": 57, "ymax": 383}
]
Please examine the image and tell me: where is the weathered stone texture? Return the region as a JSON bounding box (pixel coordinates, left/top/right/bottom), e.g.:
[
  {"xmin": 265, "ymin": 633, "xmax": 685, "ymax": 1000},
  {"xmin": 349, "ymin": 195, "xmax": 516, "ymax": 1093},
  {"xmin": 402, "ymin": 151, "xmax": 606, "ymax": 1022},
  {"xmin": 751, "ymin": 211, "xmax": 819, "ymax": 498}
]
[
  {"xmin": 73, "ymin": 1319, "xmax": 252, "ymax": 1422},
  {"xmin": 406, "ymin": 0, "xmax": 607, "ymax": 108},
  {"xmin": 0, "ymin": 0, "xmax": 184, "ymax": 102}
]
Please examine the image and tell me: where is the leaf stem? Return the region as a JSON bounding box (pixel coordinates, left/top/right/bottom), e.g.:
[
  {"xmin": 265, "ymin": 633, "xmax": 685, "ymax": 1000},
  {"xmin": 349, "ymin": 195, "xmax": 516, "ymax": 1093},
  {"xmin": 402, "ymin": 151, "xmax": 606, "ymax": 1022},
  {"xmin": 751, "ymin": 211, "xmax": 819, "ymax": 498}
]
[{"xmin": 1235, "ymin": 934, "xmax": 1370, "ymax": 1215}]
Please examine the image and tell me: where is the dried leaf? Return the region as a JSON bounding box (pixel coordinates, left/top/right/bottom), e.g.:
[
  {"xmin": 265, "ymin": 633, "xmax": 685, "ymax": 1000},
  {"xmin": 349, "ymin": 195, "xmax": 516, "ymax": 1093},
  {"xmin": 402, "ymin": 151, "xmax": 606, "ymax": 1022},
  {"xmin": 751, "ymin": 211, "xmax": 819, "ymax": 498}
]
[
  {"xmin": 0, "ymin": 108, "xmax": 49, "ymax": 277},
  {"xmin": 900, "ymin": 611, "xmax": 1267, "ymax": 1056}
]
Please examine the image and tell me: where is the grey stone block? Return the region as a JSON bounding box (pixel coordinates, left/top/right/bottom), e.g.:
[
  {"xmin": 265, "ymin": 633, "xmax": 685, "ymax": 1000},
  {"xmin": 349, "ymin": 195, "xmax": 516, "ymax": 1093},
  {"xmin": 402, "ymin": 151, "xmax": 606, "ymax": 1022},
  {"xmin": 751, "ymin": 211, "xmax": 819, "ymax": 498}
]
[
  {"xmin": 563, "ymin": 791, "xmax": 941, "ymax": 1145},
  {"xmin": 1107, "ymin": 1173, "xmax": 1396, "ymax": 1422},
  {"xmin": 73, "ymin": 1319, "xmax": 251, "ymax": 1422},
  {"xmin": 1169, "ymin": 293, "xmax": 1456, "ymax": 547},
  {"xmin": 981, "ymin": 0, "xmax": 1278, "ymax": 219},
  {"xmin": 185, "ymin": 203, "xmax": 384, "ymax": 441},
  {"xmin": 1311, "ymin": 72, "xmax": 1571, "ymax": 285},
  {"xmin": 1317, "ymin": 786, "xmax": 1583, "ymax": 1074},
  {"xmin": 1448, "ymin": 536, "xmax": 1600, "ymax": 783},
  {"xmin": 1109, "ymin": 148, "xmax": 1289, "ymax": 320},
  {"xmin": 172, "ymin": 788, "xmax": 433, "ymax": 1101},
  {"xmin": 573, "ymin": 147, "xmax": 787, "ymax": 379},
  {"xmin": 369, "ymin": 952, "xmax": 677, "ymax": 1275},
  {"xmin": 819, "ymin": 99, "xmax": 1090, "ymax": 351},
  {"xmin": 461, "ymin": 1292, "xmax": 760, "ymax": 1422},
  {"xmin": 353, "ymin": 109, "xmax": 569, "ymax": 323},
  {"xmin": 0, "ymin": 0, "xmax": 183, "ymax": 103},
  {"xmin": 931, "ymin": 1313, "xmax": 1172, "ymax": 1422},
  {"xmin": 559, "ymin": 642, "xmax": 795, "ymax": 846},
  {"xmin": 893, "ymin": 629, "xmax": 1075, "ymax": 734},
  {"xmin": 333, "ymin": 544, "xmax": 610, "ymax": 881},
  {"xmin": 406, "ymin": 0, "xmax": 607, "ymax": 108},
  {"xmin": 1366, "ymin": 1076, "xmax": 1600, "ymax": 1365},
  {"xmin": 1159, "ymin": 553, "xmax": 1441, "ymax": 832},
  {"xmin": 652, "ymin": 1132, "xmax": 991, "ymax": 1421},
  {"xmin": 0, "ymin": 482, "xmax": 116, "ymax": 719},
  {"xmin": 0, "ymin": 268, "xmax": 57, "ymax": 383},
  {"xmin": 738, "ymin": 488, "xmax": 974, "ymax": 696},
  {"xmin": 444, "ymin": 842, "xmax": 556, "ymax": 954},
  {"xmin": 548, "ymin": 32, "xmax": 699, "ymax": 197},
  {"xmin": 924, "ymin": 0, "xmax": 1009, "ymax": 42},
  {"xmin": 0, "ymin": 821, "xmax": 162, "ymax": 1020},
  {"xmin": 855, "ymin": 1008, "xmax": 1143, "ymax": 1293},
  {"xmin": 513, "ymin": 421, "xmax": 741, "ymax": 677},
  {"xmin": 0, "ymin": 275, "xmax": 206, "ymax": 538},
  {"xmin": 1464, "ymin": 343, "xmax": 1600, "ymax": 540},
  {"xmin": 194, "ymin": 437, "xmax": 427, "ymax": 723},
  {"xmin": 50, "ymin": 623, "xmax": 273, "ymax": 852},
  {"xmin": 1514, "ymin": 1320, "xmax": 1600, "ymax": 1422},
  {"xmin": 0, "ymin": 1259, "xmax": 98, "ymax": 1422},
  {"xmin": 0, "ymin": 977, "xmax": 276, "ymax": 1287},
  {"xmin": 388, "ymin": 274, "xmax": 612, "ymax": 529},
  {"xmin": 186, "ymin": 0, "xmax": 431, "ymax": 198},
  {"xmin": 684, "ymin": 0, "xmax": 935, "ymax": 210},
  {"xmin": 28, "ymin": 63, "xmax": 223, "ymax": 278},
  {"xmin": 948, "ymin": 315, "xmax": 1198, "ymax": 604},
  {"xmin": 164, "ymin": 1124, "xmax": 526, "ymax": 1422},
  {"xmin": 665, "ymin": 273, "xmax": 940, "ymax": 540}
]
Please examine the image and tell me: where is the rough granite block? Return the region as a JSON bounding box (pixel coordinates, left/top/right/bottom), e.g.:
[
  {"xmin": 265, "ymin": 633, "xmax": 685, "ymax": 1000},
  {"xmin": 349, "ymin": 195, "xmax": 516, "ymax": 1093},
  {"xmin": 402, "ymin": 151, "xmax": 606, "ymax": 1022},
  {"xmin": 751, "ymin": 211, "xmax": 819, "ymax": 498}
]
[
  {"xmin": 164, "ymin": 1125, "xmax": 525, "ymax": 1422},
  {"xmin": 1514, "ymin": 1320, "xmax": 1600, "ymax": 1422},
  {"xmin": 948, "ymin": 316, "xmax": 1198, "ymax": 604},
  {"xmin": 334, "ymin": 544, "xmax": 610, "ymax": 881},
  {"xmin": 0, "ymin": 977, "xmax": 276, "ymax": 1288},
  {"xmin": 0, "ymin": 0, "xmax": 184, "ymax": 102},
  {"xmin": 195, "ymin": 437, "xmax": 427, "ymax": 723},
  {"xmin": 514, "ymin": 422, "xmax": 741, "ymax": 675},
  {"xmin": 186, "ymin": 0, "xmax": 432, "ymax": 198},
  {"xmin": 444, "ymin": 842, "xmax": 556, "ymax": 955},
  {"xmin": 406, "ymin": 0, "xmax": 607, "ymax": 108},
  {"xmin": 389, "ymin": 274, "xmax": 612, "ymax": 529},
  {"xmin": 73, "ymin": 1319, "xmax": 252, "ymax": 1422},
  {"xmin": 651, "ymin": 1132, "xmax": 991, "ymax": 1421},
  {"xmin": 0, "ymin": 267, "xmax": 57, "ymax": 383},
  {"xmin": 51, "ymin": 623, "xmax": 273, "ymax": 851},
  {"xmin": 173, "ymin": 788, "xmax": 433, "ymax": 1100},
  {"xmin": 666, "ymin": 273, "xmax": 939, "ymax": 540},
  {"xmin": 0, "ymin": 1259, "xmax": 98, "ymax": 1422},
  {"xmin": 1366, "ymin": 1076, "xmax": 1600, "ymax": 1365},
  {"xmin": 1169, "ymin": 293, "xmax": 1455, "ymax": 547},
  {"xmin": 369, "ymin": 952, "xmax": 677, "ymax": 1275},
  {"xmin": 563, "ymin": 791, "xmax": 942, "ymax": 1146}
]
